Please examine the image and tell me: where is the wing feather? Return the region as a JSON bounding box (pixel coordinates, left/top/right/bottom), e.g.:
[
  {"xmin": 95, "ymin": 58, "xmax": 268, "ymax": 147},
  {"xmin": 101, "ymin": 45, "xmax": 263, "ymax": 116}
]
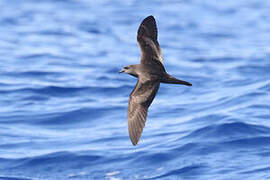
[
  {"xmin": 137, "ymin": 16, "xmax": 163, "ymax": 65},
  {"xmin": 128, "ymin": 77, "xmax": 160, "ymax": 145}
]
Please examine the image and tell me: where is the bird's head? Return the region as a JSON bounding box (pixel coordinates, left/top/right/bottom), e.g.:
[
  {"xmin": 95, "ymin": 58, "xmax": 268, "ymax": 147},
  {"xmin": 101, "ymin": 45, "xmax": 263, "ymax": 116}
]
[{"xmin": 119, "ymin": 65, "xmax": 137, "ymax": 77}]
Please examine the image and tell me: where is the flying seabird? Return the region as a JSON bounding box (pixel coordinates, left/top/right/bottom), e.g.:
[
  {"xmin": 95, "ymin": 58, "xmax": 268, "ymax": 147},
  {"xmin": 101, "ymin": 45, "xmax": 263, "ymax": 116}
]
[{"xmin": 119, "ymin": 15, "xmax": 192, "ymax": 146}]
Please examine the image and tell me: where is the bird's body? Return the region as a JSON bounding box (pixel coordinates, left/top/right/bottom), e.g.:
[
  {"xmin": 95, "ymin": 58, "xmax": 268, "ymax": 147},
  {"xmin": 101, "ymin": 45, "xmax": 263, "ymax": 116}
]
[{"xmin": 120, "ymin": 16, "xmax": 192, "ymax": 146}]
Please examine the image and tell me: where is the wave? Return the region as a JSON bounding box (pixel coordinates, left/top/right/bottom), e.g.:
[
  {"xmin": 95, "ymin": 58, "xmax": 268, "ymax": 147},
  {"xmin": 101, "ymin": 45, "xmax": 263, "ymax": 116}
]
[
  {"xmin": 184, "ymin": 122, "xmax": 270, "ymax": 140},
  {"xmin": 145, "ymin": 165, "xmax": 203, "ymax": 180},
  {"xmin": 0, "ymin": 176, "xmax": 36, "ymax": 180},
  {"xmin": 1, "ymin": 0, "xmax": 270, "ymax": 179}
]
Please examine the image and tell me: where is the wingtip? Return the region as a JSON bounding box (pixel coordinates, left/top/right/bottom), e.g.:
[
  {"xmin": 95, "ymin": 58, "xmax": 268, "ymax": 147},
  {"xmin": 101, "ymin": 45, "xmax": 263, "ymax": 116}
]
[
  {"xmin": 129, "ymin": 132, "xmax": 141, "ymax": 146},
  {"xmin": 130, "ymin": 136, "xmax": 139, "ymax": 146},
  {"xmin": 144, "ymin": 15, "xmax": 155, "ymax": 21}
]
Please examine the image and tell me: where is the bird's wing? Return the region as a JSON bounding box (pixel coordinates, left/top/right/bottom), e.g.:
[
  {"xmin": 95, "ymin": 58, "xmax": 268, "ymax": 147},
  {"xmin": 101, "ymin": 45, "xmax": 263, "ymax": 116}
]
[
  {"xmin": 128, "ymin": 76, "xmax": 160, "ymax": 145},
  {"xmin": 137, "ymin": 16, "xmax": 164, "ymax": 66}
]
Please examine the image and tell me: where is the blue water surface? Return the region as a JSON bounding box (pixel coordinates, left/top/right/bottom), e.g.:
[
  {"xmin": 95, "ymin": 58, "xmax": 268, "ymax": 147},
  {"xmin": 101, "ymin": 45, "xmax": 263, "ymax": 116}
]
[{"xmin": 0, "ymin": 0, "xmax": 270, "ymax": 179}]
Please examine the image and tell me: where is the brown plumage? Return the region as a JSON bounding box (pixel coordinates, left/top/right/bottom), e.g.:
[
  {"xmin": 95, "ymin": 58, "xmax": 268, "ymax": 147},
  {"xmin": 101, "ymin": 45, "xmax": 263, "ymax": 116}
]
[{"xmin": 119, "ymin": 16, "xmax": 192, "ymax": 146}]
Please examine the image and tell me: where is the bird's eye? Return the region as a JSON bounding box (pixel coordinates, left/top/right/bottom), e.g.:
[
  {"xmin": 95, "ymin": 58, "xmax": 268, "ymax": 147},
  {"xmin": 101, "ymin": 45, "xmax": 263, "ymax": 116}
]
[{"xmin": 124, "ymin": 66, "xmax": 128, "ymax": 69}]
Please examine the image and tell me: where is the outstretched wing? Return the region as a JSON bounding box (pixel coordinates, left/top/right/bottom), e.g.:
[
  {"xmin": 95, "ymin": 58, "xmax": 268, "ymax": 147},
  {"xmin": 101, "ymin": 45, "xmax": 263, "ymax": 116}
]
[
  {"xmin": 128, "ymin": 77, "xmax": 160, "ymax": 145},
  {"xmin": 137, "ymin": 15, "xmax": 164, "ymax": 65}
]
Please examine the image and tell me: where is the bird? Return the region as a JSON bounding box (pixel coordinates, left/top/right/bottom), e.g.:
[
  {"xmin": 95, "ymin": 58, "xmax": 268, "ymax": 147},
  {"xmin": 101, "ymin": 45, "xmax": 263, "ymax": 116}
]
[{"xmin": 119, "ymin": 15, "xmax": 192, "ymax": 146}]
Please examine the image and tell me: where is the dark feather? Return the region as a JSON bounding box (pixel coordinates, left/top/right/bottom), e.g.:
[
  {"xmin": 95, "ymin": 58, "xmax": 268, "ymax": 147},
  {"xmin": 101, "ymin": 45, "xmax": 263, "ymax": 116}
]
[
  {"xmin": 128, "ymin": 77, "xmax": 160, "ymax": 145},
  {"xmin": 137, "ymin": 16, "xmax": 164, "ymax": 66}
]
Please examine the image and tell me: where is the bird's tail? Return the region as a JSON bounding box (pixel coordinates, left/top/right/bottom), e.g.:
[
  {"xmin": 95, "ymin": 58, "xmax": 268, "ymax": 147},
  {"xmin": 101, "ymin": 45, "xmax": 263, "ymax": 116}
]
[{"xmin": 161, "ymin": 74, "xmax": 192, "ymax": 86}]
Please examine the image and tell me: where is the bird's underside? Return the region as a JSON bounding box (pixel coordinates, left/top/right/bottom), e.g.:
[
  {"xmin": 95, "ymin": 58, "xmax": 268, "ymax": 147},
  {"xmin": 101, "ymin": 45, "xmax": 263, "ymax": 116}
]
[{"xmin": 123, "ymin": 15, "xmax": 192, "ymax": 146}]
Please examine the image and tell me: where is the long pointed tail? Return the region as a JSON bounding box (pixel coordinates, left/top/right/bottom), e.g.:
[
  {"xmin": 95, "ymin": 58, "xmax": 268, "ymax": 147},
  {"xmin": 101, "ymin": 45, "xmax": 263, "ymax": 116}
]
[{"xmin": 161, "ymin": 74, "xmax": 192, "ymax": 86}]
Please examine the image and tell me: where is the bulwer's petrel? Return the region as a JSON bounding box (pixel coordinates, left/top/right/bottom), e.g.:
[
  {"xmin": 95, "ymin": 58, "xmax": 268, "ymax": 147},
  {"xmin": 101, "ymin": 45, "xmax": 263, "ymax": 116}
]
[{"xmin": 119, "ymin": 15, "xmax": 192, "ymax": 146}]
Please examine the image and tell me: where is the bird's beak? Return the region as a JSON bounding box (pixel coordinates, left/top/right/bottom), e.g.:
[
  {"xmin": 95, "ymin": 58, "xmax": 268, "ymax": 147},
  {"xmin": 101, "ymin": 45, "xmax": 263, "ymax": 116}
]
[{"xmin": 119, "ymin": 69, "xmax": 125, "ymax": 73}]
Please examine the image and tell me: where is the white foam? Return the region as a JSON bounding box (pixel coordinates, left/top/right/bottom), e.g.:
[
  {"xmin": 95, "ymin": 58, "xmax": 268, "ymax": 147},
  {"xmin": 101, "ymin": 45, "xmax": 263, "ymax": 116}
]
[
  {"xmin": 106, "ymin": 171, "xmax": 120, "ymax": 176},
  {"xmin": 106, "ymin": 171, "xmax": 121, "ymax": 180}
]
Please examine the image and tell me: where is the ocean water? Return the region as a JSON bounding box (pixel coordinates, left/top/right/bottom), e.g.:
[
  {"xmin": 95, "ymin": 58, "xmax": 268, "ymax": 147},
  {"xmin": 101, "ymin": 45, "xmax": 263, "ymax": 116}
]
[{"xmin": 0, "ymin": 0, "xmax": 270, "ymax": 179}]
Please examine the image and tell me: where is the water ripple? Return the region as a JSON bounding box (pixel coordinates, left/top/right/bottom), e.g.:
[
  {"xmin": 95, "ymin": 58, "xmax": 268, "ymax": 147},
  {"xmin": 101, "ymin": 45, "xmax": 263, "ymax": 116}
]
[{"xmin": 1, "ymin": 0, "xmax": 270, "ymax": 179}]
